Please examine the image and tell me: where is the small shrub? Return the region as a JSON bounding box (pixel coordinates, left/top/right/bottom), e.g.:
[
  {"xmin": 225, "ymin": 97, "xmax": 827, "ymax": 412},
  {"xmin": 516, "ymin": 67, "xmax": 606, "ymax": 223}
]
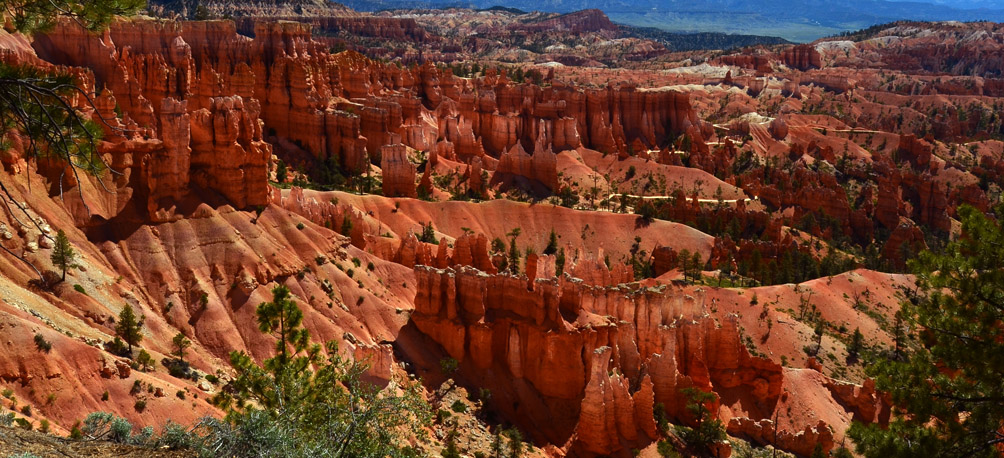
[
  {"xmin": 39, "ymin": 418, "xmax": 50, "ymax": 433},
  {"xmin": 657, "ymin": 439, "xmax": 682, "ymax": 457},
  {"xmin": 1, "ymin": 388, "xmax": 12, "ymax": 399},
  {"xmin": 131, "ymin": 380, "xmax": 142, "ymax": 395},
  {"xmin": 356, "ymin": 296, "xmax": 364, "ymax": 306},
  {"xmin": 162, "ymin": 357, "xmax": 192, "ymax": 379},
  {"xmin": 14, "ymin": 417, "xmax": 32, "ymax": 430},
  {"xmin": 367, "ymin": 261, "xmax": 375, "ymax": 271},
  {"xmin": 69, "ymin": 421, "xmax": 83, "ymax": 440},
  {"xmin": 832, "ymin": 447, "xmax": 854, "ymax": 458},
  {"xmin": 134, "ymin": 399, "xmax": 147, "ymax": 412},
  {"xmin": 156, "ymin": 420, "xmax": 195, "ymax": 450},
  {"xmin": 450, "ymin": 400, "xmax": 467, "ymax": 414},
  {"xmin": 351, "ymin": 257, "xmax": 361, "ymax": 267},
  {"xmin": 654, "ymin": 402, "xmax": 669, "ymax": 432},
  {"xmin": 105, "ymin": 337, "xmax": 129, "ymax": 357},
  {"xmin": 440, "ymin": 357, "xmax": 459, "ymax": 376},
  {"xmin": 0, "ymin": 411, "xmax": 13, "ymax": 427},
  {"xmin": 176, "ymin": 390, "xmax": 186, "ymax": 400},
  {"xmin": 73, "ymin": 284, "xmax": 86, "ymax": 294},
  {"xmin": 34, "ymin": 333, "xmax": 52, "ymax": 353},
  {"xmin": 418, "ymin": 222, "xmax": 438, "ymax": 244},
  {"xmin": 83, "ymin": 412, "xmax": 133, "ymax": 443},
  {"xmin": 136, "ymin": 349, "xmax": 154, "ymax": 371},
  {"xmin": 346, "ymin": 269, "xmax": 354, "ymax": 278},
  {"xmin": 205, "ymin": 374, "xmax": 219, "ymax": 385},
  {"xmin": 21, "ymin": 404, "xmax": 32, "ymax": 416},
  {"xmin": 131, "ymin": 425, "xmax": 154, "ymax": 446},
  {"xmin": 296, "ymin": 222, "xmax": 305, "ymax": 230}
]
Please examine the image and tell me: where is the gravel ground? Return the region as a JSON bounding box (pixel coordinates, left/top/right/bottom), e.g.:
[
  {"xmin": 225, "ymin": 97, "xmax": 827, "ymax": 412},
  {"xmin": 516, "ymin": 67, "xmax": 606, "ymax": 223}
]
[{"xmin": 0, "ymin": 426, "xmax": 192, "ymax": 458}]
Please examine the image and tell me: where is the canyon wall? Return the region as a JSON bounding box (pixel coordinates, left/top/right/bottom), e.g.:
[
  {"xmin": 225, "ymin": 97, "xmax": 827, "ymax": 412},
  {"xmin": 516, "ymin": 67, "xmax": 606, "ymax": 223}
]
[
  {"xmin": 409, "ymin": 262, "xmax": 867, "ymax": 456},
  {"xmin": 28, "ymin": 18, "xmax": 703, "ymax": 216}
]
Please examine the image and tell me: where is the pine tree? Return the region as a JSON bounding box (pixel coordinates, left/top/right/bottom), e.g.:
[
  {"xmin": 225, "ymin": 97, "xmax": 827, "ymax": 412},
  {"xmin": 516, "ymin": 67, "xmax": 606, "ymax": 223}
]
[
  {"xmin": 491, "ymin": 430, "xmax": 505, "ymax": 458},
  {"xmin": 507, "ymin": 228, "xmax": 521, "ymax": 275},
  {"xmin": 255, "ymin": 285, "xmax": 309, "ymax": 373},
  {"xmin": 679, "ymin": 387, "xmax": 726, "ymax": 455},
  {"xmin": 813, "ymin": 318, "xmax": 826, "ymax": 356},
  {"xmin": 690, "ymin": 252, "xmax": 702, "ymax": 282},
  {"xmin": 848, "ymin": 204, "xmax": 1004, "ymax": 457},
  {"xmin": 172, "ymin": 332, "xmax": 191, "ymax": 364},
  {"xmin": 275, "ymin": 159, "xmax": 287, "ymax": 183},
  {"xmin": 2, "ymin": 0, "xmax": 142, "ymax": 34},
  {"xmin": 505, "ymin": 428, "xmax": 524, "ymax": 458},
  {"xmin": 50, "ymin": 229, "xmax": 75, "ymax": 281},
  {"xmin": 215, "ymin": 283, "xmax": 431, "ymax": 457},
  {"xmin": 678, "ymin": 249, "xmax": 692, "ymax": 282},
  {"xmin": 114, "ymin": 304, "xmax": 144, "ymax": 356},
  {"xmin": 0, "ymin": 0, "xmax": 142, "ymax": 282},
  {"xmin": 543, "ymin": 228, "xmax": 558, "ymax": 255},
  {"xmin": 136, "ymin": 349, "xmax": 154, "ymax": 371},
  {"xmin": 555, "ymin": 247, "xmax": 566, "ymax": 277},
  {"xmin": 442, "ymin": 431, "xmax": 462, "ymax": 458},
  {"xmin": 848, "ymin": 328, "xmax": 863, "ymax": 361},
  {"xmin": 340, "ymin": 215, "xmax": 353, "ymax": 237},
  {"xmin": 419, "ymin": 221, "xmax": 438, "ymax": 244}
]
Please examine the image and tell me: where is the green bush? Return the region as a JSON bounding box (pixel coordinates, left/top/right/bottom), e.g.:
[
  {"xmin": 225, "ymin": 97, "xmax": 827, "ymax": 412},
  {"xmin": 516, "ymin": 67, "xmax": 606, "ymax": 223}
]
[
  {"xmin": 33, "ymin": 333, "xmax": 51, "ymax": 352},
  {"xmin": 657, "ymin": 439, "xmax": 682, "ymax": 457},
  {"xmin": 439, "ymin": 357, "xmax": 459, "ymax": 376},
  {"xmin": 69, "ymin": 422, "xmax": 83, "ymax": 440},
  {"xmin": 73, "ymin": 284, "xmax": 86, "ymax": 294},
  {"xmin": 82, "ymin": 412, "xmax": 135, "ymax": 443},
  {"xmin": 156, "ymin": 421, "xmax": 195, "ymax": 450},
  {"xmin": 450, "ymin": 400, "xmax": 467, "ymax": 414},
  {"xmin": 162, "ymin": 357, "xmax": 192, "ymax": 379}
]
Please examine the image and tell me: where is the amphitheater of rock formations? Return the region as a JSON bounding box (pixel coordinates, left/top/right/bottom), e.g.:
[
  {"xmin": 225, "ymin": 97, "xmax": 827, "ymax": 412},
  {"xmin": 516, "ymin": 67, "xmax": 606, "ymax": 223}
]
[{"xmin": 1, "ymin": 4, "xmax": 1003, "ymax": 457}]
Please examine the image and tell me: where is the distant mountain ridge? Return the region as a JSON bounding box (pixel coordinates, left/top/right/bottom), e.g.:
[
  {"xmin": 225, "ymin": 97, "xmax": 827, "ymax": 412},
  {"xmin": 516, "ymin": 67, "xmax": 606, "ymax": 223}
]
[{"xmin": 341, "ymin": 0, "xmax": 1004, "ymax": 41}]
